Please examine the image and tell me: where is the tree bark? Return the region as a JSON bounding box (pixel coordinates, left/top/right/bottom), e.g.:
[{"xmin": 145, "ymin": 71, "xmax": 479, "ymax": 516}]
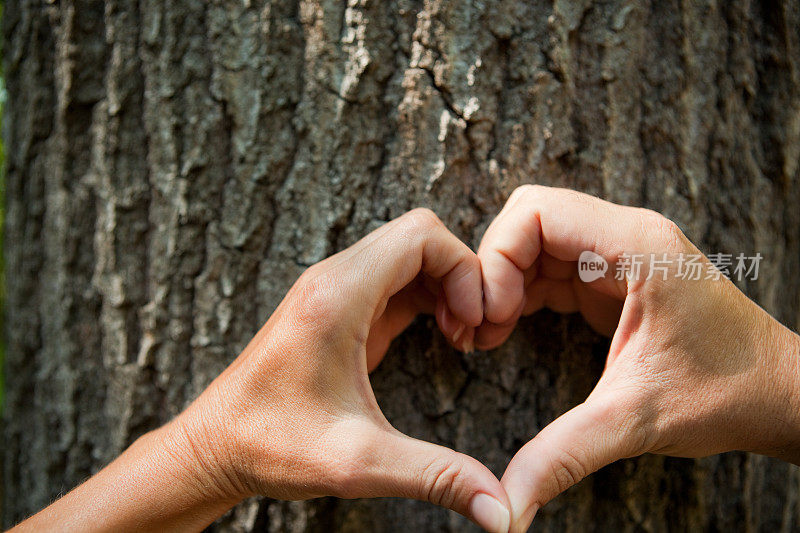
[{"xmin": 3, "ymin": 0, "xmax": 800, "ymax": 531}]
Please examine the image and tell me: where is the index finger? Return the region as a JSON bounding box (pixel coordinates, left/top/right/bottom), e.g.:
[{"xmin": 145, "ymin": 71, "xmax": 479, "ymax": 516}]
[
  {"xmin": 317, "ymin": 208, "xmax": 484, "ymax": 329},
  {"xmin": 477, "ymin": 185, "xmax": 689, "ymax": 326}
]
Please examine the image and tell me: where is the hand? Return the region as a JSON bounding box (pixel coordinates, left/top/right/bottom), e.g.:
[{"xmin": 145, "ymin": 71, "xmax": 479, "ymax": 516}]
[
  {"xmin": 12, "ymin": 209, "xmax": 512, "ymax": 533},
  {"xmin": 170, "ymin": 208, "xmax": 511, "ymax": 531},
  {"xmin": 476, "ymin": 185, "xmax": 800, "ymax": 532}
]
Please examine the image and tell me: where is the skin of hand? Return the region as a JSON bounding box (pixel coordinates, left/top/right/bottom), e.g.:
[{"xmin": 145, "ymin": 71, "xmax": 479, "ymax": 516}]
[
  {"xmin": 12, "ymin": 209, "xmax": 511, "ymax": 533},
  {"xmin": 476, "ymin": 184, "xmax": 800, "ymax": 532}
]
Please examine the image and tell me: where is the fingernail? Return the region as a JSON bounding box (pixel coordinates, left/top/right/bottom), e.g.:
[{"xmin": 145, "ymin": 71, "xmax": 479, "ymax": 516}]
[
  {"xmin": 452, "ymin": 323, "xmax": 466, "ymax": 345},
  {"xmin": 461, "ymin": 335, "xmax": 474, "ymax": 354},
  {"xmin": 469, "ymin": 493, "xmax": 510, "ymax": 533}
]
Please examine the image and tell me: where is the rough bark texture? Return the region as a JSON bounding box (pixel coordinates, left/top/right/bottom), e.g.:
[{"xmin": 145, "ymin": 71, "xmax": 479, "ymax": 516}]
[{"xmin": 3, "ymin": 0, "xmax": 800, "ymax": 531}]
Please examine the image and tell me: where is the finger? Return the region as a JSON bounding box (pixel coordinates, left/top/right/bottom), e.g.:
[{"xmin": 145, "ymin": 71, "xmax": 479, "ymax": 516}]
[
  {"xmin": 358, "ymin": 429, "xmax": 512, "ymax": 533},
  {"xmin": 364, "ymin": 283, "xmax": 435, "ymax": 371},
  {"xmin": 437, "ymin": 297, "xmax": 475, "ymax": 353},
  {"xmin": 474, "ymin": 296, "xmax": 525, "ymax": 351},
  {"xmin": 537, "ymin": 252, "xmax": 574, "ymax": 281},
  {"xmin": 573, "ymin": 281, "xmax": 624, "ymax": 337},
  {"xmin": 523, "ymin": 278, "xmax": 579, "ymax": 315},
  {"xmin": 478, "ymin": 185, "xmax": 688, "ymax": 329},
  {"xmin": 326, "ymin": 208, "xmax": 483, "ymax": 328},
  {"xmin": 501, "ymin": 396, "xmax": 640, "ymax": 532},
  {"xmin": 519, "ymin": 278, "xmax": 622, "ymax": 337}
]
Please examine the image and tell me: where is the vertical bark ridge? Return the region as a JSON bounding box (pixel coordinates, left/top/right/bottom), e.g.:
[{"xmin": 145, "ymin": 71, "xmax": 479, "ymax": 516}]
[{"xmin": 4, "ymin": 1, "xmax": 800, "ymax": 530}]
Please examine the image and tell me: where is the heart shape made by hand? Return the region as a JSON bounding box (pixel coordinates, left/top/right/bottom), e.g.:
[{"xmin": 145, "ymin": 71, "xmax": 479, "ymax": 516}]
[
  {"xmin": 447, "ymin": 185, "xmax": 791, "ymax": 533},
  {"xmin": 17, "ymin": 185, "xmax": 797, "ymax": 533},
  {"xmin": 166, "ymin": 185, "xmax": 795, "ymax": 533}
]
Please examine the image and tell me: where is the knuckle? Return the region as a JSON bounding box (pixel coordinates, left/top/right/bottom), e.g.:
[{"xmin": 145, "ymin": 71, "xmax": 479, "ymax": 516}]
[
  {"xmin": 402, "ymin": 207, "xmax": 444, "ymax": 233},
  {"xmin": 291, "ymin": 268, "xmax": 340, "ymax": 330},
  {"xmin": 549, "ymin": 449, "xmax": 587, "ymax": 495},
  {"xmin": 640, "ymin": 209, "xmax": 687, "ymax": 252},
  {"xmin": 512, "ymin": 183, "xmax": 544, "ymax": 202},
  {"xmin": 420, "ymin": 458, "xmax": 466, "ymax": 508}
]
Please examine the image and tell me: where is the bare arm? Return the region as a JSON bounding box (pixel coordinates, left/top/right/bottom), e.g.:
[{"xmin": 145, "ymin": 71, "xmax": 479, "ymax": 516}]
[{"xmin": 11, "ymin": 209, "xmax": 511, "ymax": 533}]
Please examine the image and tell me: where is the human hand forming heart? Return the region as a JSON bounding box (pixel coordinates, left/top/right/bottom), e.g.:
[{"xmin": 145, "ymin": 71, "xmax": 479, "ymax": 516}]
[
  {"xmin": 15, "ymin": 186, "xmax": 800, "ymax": 533},
  {"xmin": 476, "ymin": 185, "xmax": 800, "ymax": 532}
]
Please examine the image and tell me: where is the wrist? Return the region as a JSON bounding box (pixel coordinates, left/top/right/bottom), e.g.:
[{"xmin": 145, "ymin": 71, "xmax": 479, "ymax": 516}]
[
  {"xmin": 13, "ymin": 418, "xmax": 242, "ymax": 532},
  {"xmin": 750, "ymin": 317, "xmax": 800, "ymax": 463},
  {"xmin": 160, "ymin": 405, "xmax": 252, "ymax": 506},
  {"xmin": 129, "ymin": 422, "xmax": 244, "ymax": 526}
]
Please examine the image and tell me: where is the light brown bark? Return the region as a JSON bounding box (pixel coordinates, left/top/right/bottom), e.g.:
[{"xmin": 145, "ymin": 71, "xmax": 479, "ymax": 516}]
[{"xmin": 4, "ymin": 1, "xmax": 800, "ymax": 531}]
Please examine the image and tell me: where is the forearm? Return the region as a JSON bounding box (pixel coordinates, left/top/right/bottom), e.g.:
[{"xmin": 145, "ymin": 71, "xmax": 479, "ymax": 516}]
[{"xmin": 10, "ymin": 422, "xmax": 239, "ymax": 533}]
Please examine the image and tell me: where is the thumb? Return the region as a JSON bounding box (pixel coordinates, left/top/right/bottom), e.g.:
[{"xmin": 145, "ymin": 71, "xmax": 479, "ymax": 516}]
[
  {"xmin": 361, "ymin": 429, "xmax": 512, "ymax": 533},
  {"xmin": 501, "ymin": 397, "xmax": 639, "ymax": 532}
]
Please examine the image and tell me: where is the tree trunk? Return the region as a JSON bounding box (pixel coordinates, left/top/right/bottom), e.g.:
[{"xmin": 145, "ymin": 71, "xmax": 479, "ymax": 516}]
[{"xmin": 3, "ymin": 0, "xmax": 800, "ymax": 531}]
